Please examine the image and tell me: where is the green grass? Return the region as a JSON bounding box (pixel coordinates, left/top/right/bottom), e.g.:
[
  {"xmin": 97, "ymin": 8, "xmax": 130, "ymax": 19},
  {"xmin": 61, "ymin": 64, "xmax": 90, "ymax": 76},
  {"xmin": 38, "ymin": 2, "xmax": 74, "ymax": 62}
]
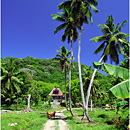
[
  {"xmin": 1, "ymin": 111, "xmax": 48, "ymax": 130},
  {"xmin": 1, "ymin": 106, "xmax": 64, "ymax": 130},
  {"xmin": 63, "ymin": 108, "xmax": 128, "ymax": 130},
  {"xmin": 2, "ymin": 107, "xmax": 128, "ymax": 130}
]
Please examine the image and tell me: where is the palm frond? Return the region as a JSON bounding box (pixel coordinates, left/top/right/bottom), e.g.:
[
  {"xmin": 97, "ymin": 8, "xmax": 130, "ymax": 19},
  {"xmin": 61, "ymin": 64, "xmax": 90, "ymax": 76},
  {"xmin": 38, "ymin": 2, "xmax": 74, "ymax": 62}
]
[
  {"xmin": 90, "ymin": 35, "xmax": 108, "ymax": 42},
  {"xmin": 104, "ymin": 42, "xmax": 110, "ymax": 56},
  {"xmin": 94, "ymin": 41, "xmax": 106, "ymax": 54},
  {"xmin": 55, "ymin": 54, "xmax": 62, "ymax": 58},
  {"xmin": 83, "ymin": 16, "xmax": 89, "ymax": 24},
  {"xmin": 118, "ymin": 20, "xmax": 128, "ymax": 31},
  {"xmin": 109, "ymin": 35, "xmax": 118, "ymax": 44},
  {"xmin": 98, "ymin": 24, "xmax": 111, "ymax": 34},
  {"xmin": 86, "ymin": 0, "xmax": 98, "ymax": 6},
  {"xmin": 52, "ymin": 14, "xmax": 65, "ymax": 22},
  {"xmin": 87, "ymin": 2, "xmax": 99, "ymax": 13},
  {"xmin": 109, "ymin": 43, "xmax": 119, "ymax": 64},
  {"xmin": 58, "ymin": 1, "xmax": 72, "ymax": 10},
  {"xmin": 116, "ymin": 44, "xmax": 124, "ymax": 55},
  {"xmin": 54, "ymin": 23, "xmax": 66, "ymax": 34},
  {"xmin": 106, "ymin": 15, "xmax": 114, "ymax": 32},
  {"xmin": 72, "ymin": 27, "xmax": 78, "ymax": 42},
  {"xmin": 115, "ymin": 33, "xmax": 129, "ymax": 39}
]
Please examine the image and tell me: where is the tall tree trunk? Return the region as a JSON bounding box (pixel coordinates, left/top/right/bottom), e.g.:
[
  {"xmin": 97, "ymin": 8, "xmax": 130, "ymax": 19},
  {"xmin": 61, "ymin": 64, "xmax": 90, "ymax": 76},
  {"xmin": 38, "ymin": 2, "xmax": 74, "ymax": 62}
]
[
  {"xmin": 90, "ymin": 90, "xmax": 93, "ymax": 112},
  {"xmin": 69, "ymin": 40, "xmax": 74, "ymax": 116},
  {"xmin": 65, "ymin": 65, "xmax": 68, "ymax": 110},
  {"xmin": 85, "ymin": 55, "xmax": 105, "ymax": 122},
  {"xmin": 78, "ymin": 29, "xmax": 86, "ymax": 108},
  {"xmin": 78, "ymin": 29, "xmax": 90, "ymax": 120}
]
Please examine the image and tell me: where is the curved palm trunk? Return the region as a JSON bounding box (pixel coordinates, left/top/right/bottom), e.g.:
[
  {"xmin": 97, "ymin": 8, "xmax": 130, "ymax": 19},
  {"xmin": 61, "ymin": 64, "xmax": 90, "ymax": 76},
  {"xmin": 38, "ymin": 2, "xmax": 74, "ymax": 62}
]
[
  {"xmin": 64, "ymin": 65, "xmax": 68, "ymax": 111},
  {"xmin": 85, "ymin": 55, "xmax": 105, "ymax": 122},
  {"xmin": 69, "ymin": 40, "xmax": 74, "ymax": 116},
  {"xmin": 90, "ymin": 90, "xmax": 93, "ymax": 112}
]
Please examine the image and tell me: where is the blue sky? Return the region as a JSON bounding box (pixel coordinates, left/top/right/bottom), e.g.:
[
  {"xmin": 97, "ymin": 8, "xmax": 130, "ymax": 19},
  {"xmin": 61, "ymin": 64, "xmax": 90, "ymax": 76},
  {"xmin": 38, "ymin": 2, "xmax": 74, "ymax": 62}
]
[{"xmin": 1, "ymin": 0, "xmax": 129, "ymax": 70}]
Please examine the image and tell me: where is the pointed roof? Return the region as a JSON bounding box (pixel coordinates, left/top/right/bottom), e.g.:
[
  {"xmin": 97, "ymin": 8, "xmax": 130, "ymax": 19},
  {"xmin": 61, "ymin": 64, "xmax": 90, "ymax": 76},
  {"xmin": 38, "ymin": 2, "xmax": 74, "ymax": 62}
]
[{"xmin": 49, "ymin": 88, "xmax": 63, "ymax": 96}]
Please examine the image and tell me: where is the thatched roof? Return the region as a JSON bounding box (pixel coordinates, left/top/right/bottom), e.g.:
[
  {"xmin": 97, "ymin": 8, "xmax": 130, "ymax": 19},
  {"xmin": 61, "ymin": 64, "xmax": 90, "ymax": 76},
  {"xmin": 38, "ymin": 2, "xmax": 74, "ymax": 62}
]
[{"xmin": 49, "ymin": 88, "xmax": 63, "ymax": 96}]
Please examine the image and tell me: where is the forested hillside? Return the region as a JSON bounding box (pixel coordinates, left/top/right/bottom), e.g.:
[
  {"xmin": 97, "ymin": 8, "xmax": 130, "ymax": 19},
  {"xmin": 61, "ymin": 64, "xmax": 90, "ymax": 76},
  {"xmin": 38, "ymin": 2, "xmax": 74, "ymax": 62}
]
[{"xmin": 1, "ymin": 56, "xmax": 115, "ymax": 109}]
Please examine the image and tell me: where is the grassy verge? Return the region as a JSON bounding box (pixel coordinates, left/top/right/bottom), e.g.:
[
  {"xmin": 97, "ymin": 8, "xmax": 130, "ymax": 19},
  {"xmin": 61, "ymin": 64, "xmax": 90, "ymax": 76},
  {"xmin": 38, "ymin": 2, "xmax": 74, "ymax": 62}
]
[
  {"xmin": 1, "ymin": 106, "xmax": 62, "ymax": 130},
  {"xmin": 63, "ymin": 108, "xmax": 128, "ymax": 130},
  {"xmin": 1, "ymin": 112, "xmax": 48, "ymax": 130},
  {"xmin": 1, "ymin": 105, "xmax": 65, "ymax": 130}
]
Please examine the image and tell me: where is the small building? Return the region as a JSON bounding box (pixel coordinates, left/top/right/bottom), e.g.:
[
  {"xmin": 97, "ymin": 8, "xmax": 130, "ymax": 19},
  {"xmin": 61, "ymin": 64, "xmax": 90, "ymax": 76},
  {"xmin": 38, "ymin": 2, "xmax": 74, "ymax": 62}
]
[{"xmin": 49, "ymin": 88, "xmax": 64, "ymax": 101}]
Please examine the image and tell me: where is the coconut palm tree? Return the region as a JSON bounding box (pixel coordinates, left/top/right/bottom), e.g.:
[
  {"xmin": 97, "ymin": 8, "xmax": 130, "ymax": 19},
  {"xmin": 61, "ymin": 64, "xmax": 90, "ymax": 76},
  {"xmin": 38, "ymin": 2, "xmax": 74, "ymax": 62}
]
[
  {"xmin": 55, "ymin": 46, "xmax": 71, "ymax": 72},
  {"xmin": 54, "ymin": 46, "xmax": 71, "ymax": 111},
  {"xmin": 85, "ymin": 15, "xmax": 129, "ymax": 121},
  {"xmin": 58, "ymin": 0, "xmax": 99, "ymax": 120},
  {"xmin": 52, "ymin": 8, "xmax": 78, "ymax": 116},
  {"xmin": 1, "ymin": 59, "xmax": 24, "ymax": 106}
]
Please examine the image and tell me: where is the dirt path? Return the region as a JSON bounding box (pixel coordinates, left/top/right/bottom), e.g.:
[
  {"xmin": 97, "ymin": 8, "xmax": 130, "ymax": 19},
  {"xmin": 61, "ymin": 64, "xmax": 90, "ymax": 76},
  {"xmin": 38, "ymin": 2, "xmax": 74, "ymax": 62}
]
[{"xmin": 42, "ymin": 110, "xmax": 69, "ymax": 130}]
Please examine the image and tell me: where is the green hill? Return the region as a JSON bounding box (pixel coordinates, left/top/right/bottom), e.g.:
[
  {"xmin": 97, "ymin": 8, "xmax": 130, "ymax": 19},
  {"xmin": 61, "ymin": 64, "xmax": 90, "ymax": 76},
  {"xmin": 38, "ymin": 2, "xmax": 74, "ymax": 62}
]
[{"xmin": 1, "ymin": 56, "xmax": 113, "ymax": 108}]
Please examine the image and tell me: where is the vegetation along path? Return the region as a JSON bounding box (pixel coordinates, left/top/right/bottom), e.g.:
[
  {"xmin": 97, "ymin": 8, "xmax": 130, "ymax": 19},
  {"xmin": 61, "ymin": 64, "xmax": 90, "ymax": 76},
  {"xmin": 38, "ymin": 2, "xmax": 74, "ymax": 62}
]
[{"xmin": 42, "ymin": 109, "xmax": 68, "ymax": 130}]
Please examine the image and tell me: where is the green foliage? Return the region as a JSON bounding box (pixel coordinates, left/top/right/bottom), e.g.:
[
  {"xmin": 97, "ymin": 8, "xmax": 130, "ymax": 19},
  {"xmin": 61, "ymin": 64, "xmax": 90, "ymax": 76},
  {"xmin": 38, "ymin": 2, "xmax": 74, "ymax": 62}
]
[
  {"xmin": 93, "ymin": 62, "xmax": 129, "ymax": 99},
  {"xmin": 120, "ymin": 39, "xmax": 129, "ymax": 69},
  {"xmin": 66, "ymin": 79, "xmax": 81, "ymax": 106},
  {"xmin": 1, "ymin": 59, "xmax": 25, "ymax": 106},
  {"xmin": 91, "ymin": 15, "xmax": 129, "ymax": 64},
  {"xmin": 64, "ymin": 108, "xmax": 127, "ymax": 130},
  {"xmin": 29, "ymin": 81, "xmax": 59, "ymax": 105},
  {"xmin": 1, "ymin": 57, "xmax": 114, "ymax": 108},
  {"xmin": 1, "ymin": 112, "xmax": 48, "ymax": 130}
]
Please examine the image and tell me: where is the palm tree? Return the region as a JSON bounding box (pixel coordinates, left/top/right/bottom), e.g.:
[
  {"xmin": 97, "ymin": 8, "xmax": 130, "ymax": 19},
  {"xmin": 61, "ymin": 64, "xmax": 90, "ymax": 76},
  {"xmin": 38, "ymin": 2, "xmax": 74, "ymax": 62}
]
[
  {"xmin": 85, "ymin": 15, "xmax": 129, "ymax": 121},
  {"xmin": 74, "ymin": 0, "xmax": 99, "ymax": 121},
  {"xmin": 58, "ymin": 0, "xmax": 99, "ymax": 120},
  {"xmin": 54, "ymin": 46, "xmax": 71, "ymax": 111},
  {"xmin": 52, "ymin": 8, "xmax": 78, "ymax": 116},
  {"xmin": 82, "ymin": 66, "xmax": 100, "ymax": 112},
  {"xmin": 1, "ymin": 59, "xmax": 24, "ymax": 106}
]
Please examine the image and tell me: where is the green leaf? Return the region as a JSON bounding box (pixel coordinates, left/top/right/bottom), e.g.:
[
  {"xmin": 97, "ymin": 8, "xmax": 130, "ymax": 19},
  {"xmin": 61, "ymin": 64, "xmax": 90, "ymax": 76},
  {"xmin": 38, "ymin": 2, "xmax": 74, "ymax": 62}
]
[
  {"xmin": 90, "ymin": 35, "xmax": 108, "ymax": 42},
  {"xmin": 102, "ymin": 63, "xmax": 129, "ymax": 80},
  {"xmin": 93, "ymin": 62, "xmax": 103, "ymax": 69},
  {"xmin": 11, "ymin": 76, "xmax": 24, "ymax": 84},
  {"xmin": 94, "ymin": 41, "xmax": 105, "ymax": 54},
  {"xmin": 51, "ymin": 14, "xmax": 65, "ymax": 22},
  {"xmin": 54, "ymin": 23, "xmax": 66, "ymax": 34},
  {"xmin": 113, "ymin": 100, "xmax": 128, "ymax": 107},
  {"xmin": 118, "ymin": 20, "xmax": 128, "ymax": 31},
  {"xmin": 0, "ymin": 76, "xmax": 6, "ymax": 80},
  {"xmin": 110, "ymin": 79, "xmax": 129, "ymax": 99},
  {"xmin": 98, "ymin": 24, "xmax": 111, "ymax": 34},
  {"xmin": 88, "ymin": 3, "xmax": 99, "ymax": 13},
  {"xmin": 93, "ymin": 62, "xmax": 129, "ymax": 99}
]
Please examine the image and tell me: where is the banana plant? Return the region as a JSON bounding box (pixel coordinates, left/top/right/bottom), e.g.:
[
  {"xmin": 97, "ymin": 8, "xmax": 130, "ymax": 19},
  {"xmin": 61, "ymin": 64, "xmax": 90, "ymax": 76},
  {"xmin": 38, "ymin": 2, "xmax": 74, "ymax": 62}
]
[{"xmin": 93, "ymin": 62, "xmax": 129, "ymax": 99}]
